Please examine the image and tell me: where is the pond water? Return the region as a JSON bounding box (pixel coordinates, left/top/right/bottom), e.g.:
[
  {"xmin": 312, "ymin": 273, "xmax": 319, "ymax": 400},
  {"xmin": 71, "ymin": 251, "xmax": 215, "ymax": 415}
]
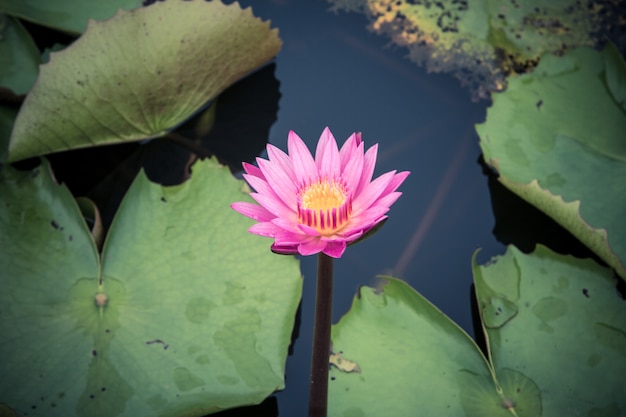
[{"xmin": 217, "ymin": 1, "xmax": 504, "ymax": 415}]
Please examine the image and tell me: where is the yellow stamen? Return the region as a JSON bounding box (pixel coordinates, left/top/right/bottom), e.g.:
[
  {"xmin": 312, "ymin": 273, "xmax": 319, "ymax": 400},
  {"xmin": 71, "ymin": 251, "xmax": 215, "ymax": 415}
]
[{"xmin": 298, "ymin": 179, "xmax": 352, "ymax": 235}]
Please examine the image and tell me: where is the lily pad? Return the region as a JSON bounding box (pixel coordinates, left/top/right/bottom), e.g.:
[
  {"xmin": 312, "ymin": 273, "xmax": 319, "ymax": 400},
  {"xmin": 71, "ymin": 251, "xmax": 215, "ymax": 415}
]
[
  {"xmin": 328, "ymin": 279, "xmax": 504, "ymax": 417},
  {"xmin": 0, "ymin": 0, "xmax": 142, "ymax": 34},
  {"xmin": 7, "ymin": 0, "xmax": 282, "ymax": 162},
  {"xmin": 0, "ymin": 158, "xmax": 302, "ymax": 416},
  {"xmin": 0, "ymin": 14, "xmax": 40, "ymax": 95},
  {"xmin": 477, "ymin": 44, "xmax": 626, "ymax": 280},
  {"xmin": 329, "ymin": 245, "xmax": 625, "ymax": 416},
  {"xmin": 474, "ymin": 245, "xmax": 626, "ymax": 415}
]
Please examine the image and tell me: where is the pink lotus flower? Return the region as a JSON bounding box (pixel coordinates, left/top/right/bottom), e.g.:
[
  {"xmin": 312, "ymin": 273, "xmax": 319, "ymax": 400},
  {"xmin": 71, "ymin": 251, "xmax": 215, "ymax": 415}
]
[{"xmin": 231, "ymin": 127, "xmax": 409, "ymax": 258}]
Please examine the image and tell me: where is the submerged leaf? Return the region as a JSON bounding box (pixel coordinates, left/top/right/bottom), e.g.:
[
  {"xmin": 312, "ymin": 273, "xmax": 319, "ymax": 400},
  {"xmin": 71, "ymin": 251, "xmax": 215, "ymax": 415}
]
[
  {"xmin": 477, "ymin": 44, "xmax": 626, "ymax": 279},
  {"xmin": 328, "ymin": 0, "xmax": 609, "ymax": 99},
  {"xmin": 0, "ymin": 158, "xmax": 302, "ymax": 416},
  {"xmin": 8, "ymin": 0, "xmax": 282, "ymax": 162}
]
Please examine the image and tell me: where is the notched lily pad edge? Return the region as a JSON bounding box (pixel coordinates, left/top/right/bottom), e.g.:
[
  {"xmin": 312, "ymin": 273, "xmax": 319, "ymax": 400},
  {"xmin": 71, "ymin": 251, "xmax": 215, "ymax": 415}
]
[
  {"xmin": 490, "ymin": 167, "xmax": 626, "ymax": 280},
  {"xmin": 6, "ymin": 0, "xmax": 282, "ymax": 163}
]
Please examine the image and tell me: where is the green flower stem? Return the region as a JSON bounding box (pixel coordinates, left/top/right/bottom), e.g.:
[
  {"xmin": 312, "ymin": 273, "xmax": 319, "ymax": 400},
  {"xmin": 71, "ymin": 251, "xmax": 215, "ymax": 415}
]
[{"xmin": 308, "ymin": 252, "xmax": 334, "ymax": 417}]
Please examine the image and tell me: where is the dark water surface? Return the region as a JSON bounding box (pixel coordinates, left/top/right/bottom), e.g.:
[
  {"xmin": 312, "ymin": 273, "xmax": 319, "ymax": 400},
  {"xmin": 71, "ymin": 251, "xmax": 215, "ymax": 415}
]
[{"xmin": 219, "ymin": 1, "xmax": 505, "ymax": 415}]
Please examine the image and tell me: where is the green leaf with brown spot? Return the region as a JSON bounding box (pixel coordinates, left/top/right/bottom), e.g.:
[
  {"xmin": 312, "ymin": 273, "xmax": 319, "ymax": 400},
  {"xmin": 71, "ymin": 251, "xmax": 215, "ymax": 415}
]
[
  {"xmin": 0, "ymin": 158, "xmax": 302, "ymax": 416},
  {"xmin": 329, "ymin": 277, "xmax": 533, "ymax": 417},
  {"xmin": 473, "ymin": 245, "xmax": 626, "ymax": 416},
  {"xmin": 329, "ymin": 245, "xmax": 625, "ymax": 416},
  {"xmin": 7, "ymin": 0, "xmax": 281, "ymax": 162},
  {"xmin": 329, "ymin": 278, "xmax": 506, "ymax": 417},
  {"xmin": 476, "ymin": 44, "xmax": 626, "ymax": 279}
]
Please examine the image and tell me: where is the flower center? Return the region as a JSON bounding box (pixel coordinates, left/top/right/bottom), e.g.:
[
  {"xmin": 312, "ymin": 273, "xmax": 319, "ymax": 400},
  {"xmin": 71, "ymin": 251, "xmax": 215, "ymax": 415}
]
[{"xmin": 298, "ymin": 179, "xmax": 352, "ymax": 235}]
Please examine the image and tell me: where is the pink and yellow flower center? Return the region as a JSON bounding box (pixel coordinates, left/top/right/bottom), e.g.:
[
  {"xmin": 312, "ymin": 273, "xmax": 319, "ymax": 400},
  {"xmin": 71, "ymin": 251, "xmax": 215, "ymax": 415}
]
[{"xmin": 297, "ymin": 179, "xmax": 352, "ymax": 236}]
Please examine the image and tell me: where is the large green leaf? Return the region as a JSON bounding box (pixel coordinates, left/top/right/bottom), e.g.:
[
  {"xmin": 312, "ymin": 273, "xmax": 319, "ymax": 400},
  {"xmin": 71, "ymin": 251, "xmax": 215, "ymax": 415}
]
[
  {"xmin": 329, "ymin": 245, "xmax": 625, "ymax": 416},
  {"xmin": 477, "ymin": 44, "xmax": 626, "ymax": 280},
  {"xmin": 0, "ymin": 14, "xmax": 40, "ymax": 95},
  {"xmin": 0, "ymin": 0, "xmax": 142, "ymax": 34},
  {"xmin": 0, "ymin": 158, "xmax": 302, "ymax": 416},
  {"xmin": 474, "ymin": 245, "xmax": 625, "ymax": 416},
  {"xmin": 328, "ymin": 278, "xmax": 507, "ymax": 417},
  {"xmin": 7, "ymin": 0, "xmax": 282, "ymax": 162}
]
